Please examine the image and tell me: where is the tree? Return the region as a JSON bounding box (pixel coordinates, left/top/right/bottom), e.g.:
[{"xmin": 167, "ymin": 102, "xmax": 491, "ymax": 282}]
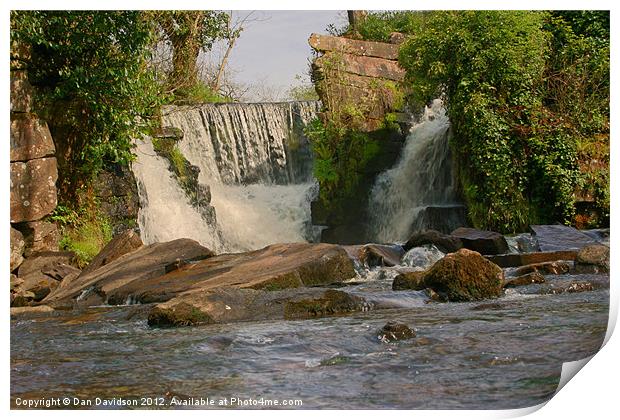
[
  {"xmin": 11, "ymin": 11, "xmax": 163, "ymax": 199},
  {"xmin": 149, "ymin": 11, "xmax": 229, "ymax": 93}
]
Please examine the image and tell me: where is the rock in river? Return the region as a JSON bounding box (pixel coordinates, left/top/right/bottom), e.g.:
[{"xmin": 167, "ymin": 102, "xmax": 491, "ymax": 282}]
[
  {"xmin": 391, "ymin": 248, "xmax": 504, "ymax": 301},
  {"xmin": 148, "ymin": 288, "xmax": 367, "ymax": 327},
  {"xmin": 377, "ymin": 322, "xmax": 416, "ymax": 342},
  {"xmin": 420, "ymin": 248, "xmax": 504, "ymax": 301},
  {"xmin": 573, "ymin": 244, "xmax": 609, "ymax": 274},
  {"xmin": 404, "ymin": 229, "xmax": 463, "ymax": 253},
  {"xmin": 451, "ymin": 227, "xmax": 509, "ymax": 255}
]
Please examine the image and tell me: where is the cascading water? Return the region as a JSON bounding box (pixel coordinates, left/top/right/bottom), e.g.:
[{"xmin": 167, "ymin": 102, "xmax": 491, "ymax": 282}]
[
  {"xmin": 133, "ymin": 101, "xmax": 321, "ymax": 252},
  {"xmin": 367, "ymin": 99, "xmax": 463, "ymax": 243}
]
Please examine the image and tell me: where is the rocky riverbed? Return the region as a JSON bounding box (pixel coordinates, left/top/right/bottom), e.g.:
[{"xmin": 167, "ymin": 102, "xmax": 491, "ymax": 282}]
[{"xmin": 10, "ymin": 225, "xmax": 610, "ymax": 409}]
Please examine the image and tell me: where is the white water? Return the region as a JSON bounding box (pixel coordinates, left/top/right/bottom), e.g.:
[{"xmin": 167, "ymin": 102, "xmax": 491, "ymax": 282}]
[
  {"xmin": 134, "ymin": 102, "xmax": 321, "ymax": 252},
  {"xmin": 367, "ymin": 99, "xmax": 461, "ymax": 243},
  {"xmin": 132, "ymin": 138, "xmax": 224, "ymax": 251}
]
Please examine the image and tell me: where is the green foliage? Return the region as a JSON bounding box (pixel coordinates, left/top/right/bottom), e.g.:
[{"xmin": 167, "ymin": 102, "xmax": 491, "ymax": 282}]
[
  {"xmin": 396, "ymin": 10, "xmax": 609, "ymax": 231},
  {"xmin": 56, "ymin": 205, "xmax": 113, "ymax": 268},
  {"xmin": 10, "ymin": 11, "xmax": 164, "ymax": 198},
  {"xmin": 168, "ymin": 80, "xmax": 231, "ymax": 104},
  {"xmin": 355, "ymin": 11, "xmax": 426, "ymax": 42},
  {"xmin": 149, "ymin": 11, "xmax": 229, "ymax": 91},
  {"xmin": 305, "ymin": 118, "xmax": 380, "ymax": 213}
]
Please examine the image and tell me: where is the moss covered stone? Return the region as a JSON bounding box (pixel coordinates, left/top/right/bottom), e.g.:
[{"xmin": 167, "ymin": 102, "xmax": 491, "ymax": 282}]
[{"xmin": 420, "ymin": 249, "xmax": 504, "ymax": 301}]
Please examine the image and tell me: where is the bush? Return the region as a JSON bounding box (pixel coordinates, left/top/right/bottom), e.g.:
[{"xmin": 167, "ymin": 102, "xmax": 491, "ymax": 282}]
[{"xmin": 396, "ymin": 11, "xmax": 608, "ymax": 232}]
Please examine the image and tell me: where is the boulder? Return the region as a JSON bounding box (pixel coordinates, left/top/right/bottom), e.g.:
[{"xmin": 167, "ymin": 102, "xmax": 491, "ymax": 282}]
[
  {"xmin": 573, "ymin": 244, "xmax": 609, "ymax": 274},
  {"xmin": 10, "ymin": 157, "xmax": 58, "ymax": 223},
  {"xmin": 147, "ymin": 287, "xmax": 368, "ymax": 327},
  {"xmin": 486, "ymin": 250, "xmax": 577, "ymax": 268},
  {"xmin": 10, "ymin": 227, "xmax": 25, "ymax": 271},
  {"xmin": 80, "ymin": 229, "xmax": 143, "ymax": 277},
  {"xmin": 514, "ymin": 261, "xmax": 571, "ymax": 277},
  {"xmin": 421, "ymin": 248, "xmax": 504, "ymax": 301},
  {"xmin": 10, "ymin": 114, "xmax": 56, "ymax": 162},
  {"xmin": 503, "ymin": 272, "xmax": 545, "ymax": 288},
  {"xmin": 105, "ymin": 242, "xmax": 356, "ymax": 305},
  {"xmin": 16, "ymin": 251, "xmax": 75, "ymax": 302},
  {"xmin": 18, "ymin": 251, "xmax": 76, "ymax": 279},
  {"xmin": 42, "ymin": 238, "xmax": 215, "ymax": 308},
  {"xmin": 377, "ymin": 322, "xmax": 416, "ymax": 342},
  {"xmin": 14, "ymin": 220, "xmax": 60, "ymax": 256},
  {"xmin": 392, "ymin": 271, "xmax": 426, "ymax": 291},
  {"xmin": 529, "ymin": 224, "xmax": 596, "ymax": 251},
  {"xmin": 404, "ymin": 229, "xmax": 463, "ymax": 253},
  {"xmin": 10, "ymin": 70, "xmax": 32, "ymax": 113},
  {"xmin": 357, "ymin": 244, "xmax": 404, "ymax": 267},
  {"xmin": 451, "ymin": 227, "xmax": 509, "ymax": 255}
]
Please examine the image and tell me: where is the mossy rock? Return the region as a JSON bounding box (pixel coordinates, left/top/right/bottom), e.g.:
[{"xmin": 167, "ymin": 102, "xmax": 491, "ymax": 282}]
[
  {"xmin": 147, "ymin": 302, "xmax": 214, "ymax": 327},
  {"xmin": 422, "ymin": 249, "xmax": 504, "ymax": 301},
  {"xmin": 284, "ymin": 289, "xmax": 363, "ymax": 319},
  {"xmin": 392, "ymin": 271, "xmax": 426, "ymax": 291}
]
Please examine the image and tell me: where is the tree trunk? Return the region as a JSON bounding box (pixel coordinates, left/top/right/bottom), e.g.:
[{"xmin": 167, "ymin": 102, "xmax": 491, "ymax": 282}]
[{"xmin": 347, "ymin": 10, "xmax": 367, "ymax": 33}]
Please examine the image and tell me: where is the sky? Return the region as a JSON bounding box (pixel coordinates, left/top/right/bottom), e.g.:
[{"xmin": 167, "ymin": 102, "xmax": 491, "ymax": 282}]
[{"xmin": 208, "ymin": 10, "xmax": 346, "ymax": 101}]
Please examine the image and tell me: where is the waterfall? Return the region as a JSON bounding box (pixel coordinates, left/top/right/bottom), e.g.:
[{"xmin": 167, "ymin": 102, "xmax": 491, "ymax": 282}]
[
  {"xmin": 367, "ymin": 99, "xmax": 463, "ymax": 243},
  {"xmin": 133, "ymin": 101, "xmax": 321, "ymax": 252}
]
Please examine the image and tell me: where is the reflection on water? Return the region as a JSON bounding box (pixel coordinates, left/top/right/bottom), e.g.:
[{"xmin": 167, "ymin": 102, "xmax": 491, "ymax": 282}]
[{"xmin": 11, "ymin": 273, "xmax": 608, "ymax": 410}]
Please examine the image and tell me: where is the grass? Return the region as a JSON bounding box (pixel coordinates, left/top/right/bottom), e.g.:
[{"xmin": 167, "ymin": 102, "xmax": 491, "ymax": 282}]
[{"xmin": 59, "ymin": 215, "xmax": 112, "ymax": 268}]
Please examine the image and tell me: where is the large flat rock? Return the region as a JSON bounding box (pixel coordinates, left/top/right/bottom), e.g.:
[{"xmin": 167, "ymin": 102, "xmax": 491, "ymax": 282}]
[
  {"xmin": 530, "ymin": 225, "xmax": 597, "ymax": 251},
  {"xmin": 148, "ymin": 287, "xmax": 367, "ymax": 327},
  {"xmin": 10, "ymin": 114, "xmax": 56, "ymax": 162},
  {"xmin": 105, "ymin": 242, "xmax": 357, "ymax": 305},
  {"xmin": 80, "ymin": 229, "xmax": 143, "ymax": 277},
  {"xmin": 486, "ymin": 250, "xmax": 578, "ymax": 268},
  {"xmin": 10, "ymin": 157, "xmax": 58, "ymax": 223},
  {"xmin": 42, "ymin": 238, "xmax": 214, "ymax": 308}
]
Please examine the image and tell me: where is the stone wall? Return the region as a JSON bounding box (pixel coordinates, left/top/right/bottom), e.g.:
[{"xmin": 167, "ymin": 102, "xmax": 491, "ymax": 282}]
[
  {"xmin": 10, "ymin": 50, "xmax": 61, "ymax": 270},
  {"xmin": 309, "ymin": 33, "xmax": 407, "ymax": 132}
]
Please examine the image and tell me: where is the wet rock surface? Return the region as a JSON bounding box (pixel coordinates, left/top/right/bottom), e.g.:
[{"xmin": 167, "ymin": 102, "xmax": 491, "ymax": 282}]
[
  {"xmin": 451, "ymin": 227, "xmax": 509, "ymax": 255},
  {"xmin": 43, "ymin": 242, "xmax": 355, "ymax": 309},
  {"xmin": 404, "ymin": 229, "xmax": 463, "ymax": 253},
  {"xmin": 503, "ymin": 272, "xmax": 545, "ymax": 288},
  {"xmin": 514, "ymin": 261, "xmax": 571, "ymax": 276},
  {"xmin": 530, "ymin": 224, "xmax": 597, "ymax": 251},
  {"xmin": 356, "ymin": 244, "xmax": 404, "ymax": 267},
  {"xmin": 148, "ymin": 287, "xmax": 368, "ymax": 327},
  {"xmin": 377, "ymin": 322, "xmax": 416, "ymax": 342},
  {"xmin": 417, "ymin": 249, "xmax": 504, "ymax": 301}
]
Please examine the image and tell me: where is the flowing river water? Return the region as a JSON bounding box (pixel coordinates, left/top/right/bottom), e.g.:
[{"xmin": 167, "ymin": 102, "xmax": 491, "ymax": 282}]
[{"xmin": 11, "ymin": 251, "xmax": 608, "ymax": 409}]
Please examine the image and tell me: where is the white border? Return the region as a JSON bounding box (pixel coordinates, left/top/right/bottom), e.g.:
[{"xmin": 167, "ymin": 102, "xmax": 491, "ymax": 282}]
[{"xmin": 4, "ymin": 1, "xmax": 618, "ymax": 419}]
